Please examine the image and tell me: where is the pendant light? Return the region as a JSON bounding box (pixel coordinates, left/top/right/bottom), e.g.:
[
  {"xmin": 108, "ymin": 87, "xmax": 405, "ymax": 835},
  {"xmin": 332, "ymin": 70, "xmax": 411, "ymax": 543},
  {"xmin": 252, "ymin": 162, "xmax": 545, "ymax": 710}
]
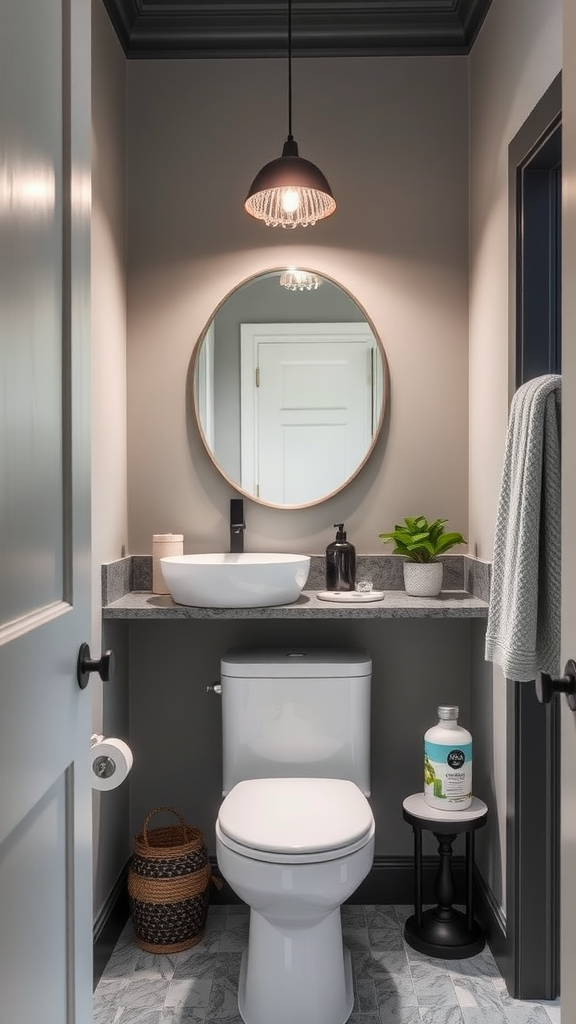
[
  {"xmin": 279, "ymin": 269, "xmax": 323, "ymax": 291},
  {"xmin": 244, "ymin": 0, "xmax": 336, "ymax": 229}
]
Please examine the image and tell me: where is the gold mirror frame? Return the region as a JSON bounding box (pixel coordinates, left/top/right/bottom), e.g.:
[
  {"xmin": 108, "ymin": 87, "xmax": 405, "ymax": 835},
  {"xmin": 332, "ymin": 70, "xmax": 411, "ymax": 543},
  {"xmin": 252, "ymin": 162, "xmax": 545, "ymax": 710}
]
[{"xmin": 192, "ymin": 268, "xmax": 388, "ymax": 509}]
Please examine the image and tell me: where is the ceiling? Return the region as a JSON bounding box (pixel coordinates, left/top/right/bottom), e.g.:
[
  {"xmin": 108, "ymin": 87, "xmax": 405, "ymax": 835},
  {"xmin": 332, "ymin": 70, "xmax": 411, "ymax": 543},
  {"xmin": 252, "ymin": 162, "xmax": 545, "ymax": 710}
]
[{"xmin": 102, "ymin": 0, "xmax": 493, "ymax": 59}]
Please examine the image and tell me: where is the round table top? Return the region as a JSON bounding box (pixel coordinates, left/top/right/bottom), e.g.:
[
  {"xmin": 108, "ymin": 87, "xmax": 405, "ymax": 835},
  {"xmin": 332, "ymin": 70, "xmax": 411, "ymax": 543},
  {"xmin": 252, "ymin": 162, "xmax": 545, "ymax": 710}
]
[{"xmin": 402, "ymin": 792, "xmax": 488, "ymax": 832}]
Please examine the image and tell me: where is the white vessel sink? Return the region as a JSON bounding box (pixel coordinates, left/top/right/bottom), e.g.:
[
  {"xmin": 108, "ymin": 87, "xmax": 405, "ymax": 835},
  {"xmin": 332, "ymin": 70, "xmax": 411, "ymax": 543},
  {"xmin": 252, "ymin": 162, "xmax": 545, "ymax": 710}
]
[{"xmin": 160, "ymin": 553, "xmax": 311, "ymax": 608}]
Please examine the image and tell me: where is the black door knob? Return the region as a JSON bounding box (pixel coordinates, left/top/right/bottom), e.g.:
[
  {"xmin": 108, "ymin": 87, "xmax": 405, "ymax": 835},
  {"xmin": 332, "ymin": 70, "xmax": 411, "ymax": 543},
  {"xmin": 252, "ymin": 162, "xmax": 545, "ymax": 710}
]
[
  {"xmin": 77, "ymin": 643, "xmax": 114, "ymax": 690},
  {"xmin": 536, "ymin": 659, "xmax": 576, "ymax": 712}
]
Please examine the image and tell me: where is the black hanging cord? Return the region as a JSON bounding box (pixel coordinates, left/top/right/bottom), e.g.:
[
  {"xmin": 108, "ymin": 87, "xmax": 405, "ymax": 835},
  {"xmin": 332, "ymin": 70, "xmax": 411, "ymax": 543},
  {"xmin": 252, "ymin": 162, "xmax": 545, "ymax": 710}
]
[{"xmin": 287, "ymin": 0, "xmax": 293, "ymax": 138}]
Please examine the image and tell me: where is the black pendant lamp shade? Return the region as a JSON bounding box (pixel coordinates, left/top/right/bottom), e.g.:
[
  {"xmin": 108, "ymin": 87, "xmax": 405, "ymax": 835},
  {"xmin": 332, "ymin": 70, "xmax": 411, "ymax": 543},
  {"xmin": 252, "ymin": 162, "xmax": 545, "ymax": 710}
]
[{"xmin": 244, "ymin": 1, "xmax": 336, "ymax": 228}]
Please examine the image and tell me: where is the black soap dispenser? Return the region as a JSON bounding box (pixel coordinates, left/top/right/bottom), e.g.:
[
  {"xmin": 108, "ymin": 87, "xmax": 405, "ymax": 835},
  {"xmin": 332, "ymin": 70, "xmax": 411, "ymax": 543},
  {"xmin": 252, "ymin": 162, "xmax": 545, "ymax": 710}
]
[{"xmin": 325, "ymin": 524, "xmax": 356, "ymax": 591}]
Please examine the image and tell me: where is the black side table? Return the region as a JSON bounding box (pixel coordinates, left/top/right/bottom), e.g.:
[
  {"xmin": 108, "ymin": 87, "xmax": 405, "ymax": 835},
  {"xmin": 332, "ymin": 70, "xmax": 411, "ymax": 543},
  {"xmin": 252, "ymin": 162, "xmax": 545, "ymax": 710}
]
[{"xmin": 402, "ymin": 792, "xmax": 488, "ymax": 959}]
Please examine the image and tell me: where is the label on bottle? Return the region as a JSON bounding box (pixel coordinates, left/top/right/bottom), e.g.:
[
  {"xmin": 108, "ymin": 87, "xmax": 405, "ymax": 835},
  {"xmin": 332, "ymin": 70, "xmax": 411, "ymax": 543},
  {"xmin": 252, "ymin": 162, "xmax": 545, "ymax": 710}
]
[{"xmin": 424, "ymin": 739, "xmax": 472, "ymax": 806}]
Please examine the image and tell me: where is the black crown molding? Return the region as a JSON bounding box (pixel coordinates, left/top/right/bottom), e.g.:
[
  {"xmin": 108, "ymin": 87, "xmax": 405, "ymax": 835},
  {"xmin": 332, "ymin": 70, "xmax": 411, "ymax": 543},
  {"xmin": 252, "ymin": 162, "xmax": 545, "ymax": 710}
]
[{"xmin": 101, "ymin": 0, "xmax": 493, "ymax": 59}]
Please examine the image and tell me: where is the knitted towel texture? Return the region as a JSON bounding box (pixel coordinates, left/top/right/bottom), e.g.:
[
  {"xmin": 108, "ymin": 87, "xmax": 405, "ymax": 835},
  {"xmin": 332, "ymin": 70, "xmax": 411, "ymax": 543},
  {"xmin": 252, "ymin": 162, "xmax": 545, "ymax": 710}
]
[{"xmin": 485, "ymin": 374, "xmax": 561, "ymax": 682}]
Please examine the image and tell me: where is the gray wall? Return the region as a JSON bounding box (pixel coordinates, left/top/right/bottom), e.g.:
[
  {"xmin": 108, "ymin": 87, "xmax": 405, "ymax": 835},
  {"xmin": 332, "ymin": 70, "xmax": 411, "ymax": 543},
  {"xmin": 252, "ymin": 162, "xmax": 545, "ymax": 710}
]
[
  {"xmin": 468, "ymin": 0, "xmax": 562, "ymax": 912},
  {"xmin": 125, "ymin": 55, "xmax": 469, "ymax": 556},
  {"xmin": 89, "ymin": 0, "xmax": 563, "ymax": 927},
  {"xmin": 127, "ymin": 618, "xmax": 472, "ymax": 860},
  {"xmin": 121, "ymin": 52, "xmax": 472, "ymax": 873}
]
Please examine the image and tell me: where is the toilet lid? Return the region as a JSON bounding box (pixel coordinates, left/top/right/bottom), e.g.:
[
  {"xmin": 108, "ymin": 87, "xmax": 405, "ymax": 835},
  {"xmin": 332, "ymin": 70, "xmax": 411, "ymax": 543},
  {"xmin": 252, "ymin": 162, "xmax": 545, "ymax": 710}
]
[{"xmin": 217, "ymin": 778, "xmax": 374, "ymax": 855}]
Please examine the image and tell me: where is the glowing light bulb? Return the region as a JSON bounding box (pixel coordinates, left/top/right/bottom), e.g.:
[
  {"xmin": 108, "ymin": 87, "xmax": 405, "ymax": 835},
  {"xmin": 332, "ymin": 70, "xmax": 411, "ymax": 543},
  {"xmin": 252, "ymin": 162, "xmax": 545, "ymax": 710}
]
[{"xmin": 281, "ymin": 188, "xmax": 300, "ymax": 213}]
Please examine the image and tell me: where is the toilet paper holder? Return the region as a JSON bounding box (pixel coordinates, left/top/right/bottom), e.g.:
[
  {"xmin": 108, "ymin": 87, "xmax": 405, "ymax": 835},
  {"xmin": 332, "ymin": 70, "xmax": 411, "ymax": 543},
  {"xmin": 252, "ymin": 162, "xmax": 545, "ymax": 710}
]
[
  {"xmin": 93, "ymin": 755, "xmax": 115, "ymax": 779},
  {"xmin": 90, "ymin": 733, "xmax": 133, "ymax": 790},
  {"xmin": 91, "ymin": 734, "xmax": 115, "ymax": 780}
]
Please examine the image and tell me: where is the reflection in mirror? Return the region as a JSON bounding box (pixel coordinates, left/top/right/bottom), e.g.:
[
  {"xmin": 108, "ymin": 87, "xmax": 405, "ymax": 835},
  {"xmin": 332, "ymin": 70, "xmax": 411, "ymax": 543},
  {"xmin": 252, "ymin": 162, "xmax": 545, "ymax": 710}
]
[{"xmin": 193, "ymin": 270, "xmax": 387, "ymax": 508}]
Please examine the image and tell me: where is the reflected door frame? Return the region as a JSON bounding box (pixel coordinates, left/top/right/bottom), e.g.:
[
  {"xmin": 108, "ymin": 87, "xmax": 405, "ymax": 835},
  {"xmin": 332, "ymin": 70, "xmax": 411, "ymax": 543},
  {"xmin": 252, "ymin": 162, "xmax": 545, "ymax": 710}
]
[
  {"xmin": 239, "ymin": 322, "xmax": 377, "ymax": 504},
  {"xmin": 501, "ymin": 70, "xmax": 562, "ymax": 1002}
]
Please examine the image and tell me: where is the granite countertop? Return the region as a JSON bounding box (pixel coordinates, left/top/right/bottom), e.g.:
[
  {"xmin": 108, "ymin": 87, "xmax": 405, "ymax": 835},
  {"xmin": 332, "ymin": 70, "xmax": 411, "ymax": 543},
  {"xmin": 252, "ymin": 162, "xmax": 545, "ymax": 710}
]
[
  {"xmin": 101, "ymin": 554, "xmax": 490, "ymax": 621},
  {"xmin": 102, "ymin": 588, "xmax": 488, "ymax": 620}
]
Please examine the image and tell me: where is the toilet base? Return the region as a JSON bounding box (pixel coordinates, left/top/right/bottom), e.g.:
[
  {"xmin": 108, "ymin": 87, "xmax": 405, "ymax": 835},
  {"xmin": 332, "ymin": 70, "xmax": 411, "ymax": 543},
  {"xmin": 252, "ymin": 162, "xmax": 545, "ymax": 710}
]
[{"xmin": 237, "ymin": 907, "xmax": 354, "ymax": 1024}]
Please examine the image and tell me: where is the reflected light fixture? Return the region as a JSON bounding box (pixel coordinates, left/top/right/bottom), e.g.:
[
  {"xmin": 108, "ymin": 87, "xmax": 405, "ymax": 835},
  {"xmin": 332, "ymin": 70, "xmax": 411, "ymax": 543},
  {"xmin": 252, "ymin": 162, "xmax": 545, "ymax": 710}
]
[
  {"xmin": 244, "ymin": 0, "xmax": 336, "ymax": 229},
  {"xmin": 279, "ymin": 269, "xmax": 323, "ymax": 291}
]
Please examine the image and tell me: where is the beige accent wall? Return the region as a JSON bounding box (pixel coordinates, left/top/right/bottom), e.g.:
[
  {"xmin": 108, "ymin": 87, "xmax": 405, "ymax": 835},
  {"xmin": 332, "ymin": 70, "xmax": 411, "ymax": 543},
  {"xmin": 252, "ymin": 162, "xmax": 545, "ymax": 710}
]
[
  {"xmin": 125, "ymin": 56, "xmax": 470, "ymax": 556},
  {"xmin": 468, "ymin": 0, "xmax": 562, "ymax": 914}
]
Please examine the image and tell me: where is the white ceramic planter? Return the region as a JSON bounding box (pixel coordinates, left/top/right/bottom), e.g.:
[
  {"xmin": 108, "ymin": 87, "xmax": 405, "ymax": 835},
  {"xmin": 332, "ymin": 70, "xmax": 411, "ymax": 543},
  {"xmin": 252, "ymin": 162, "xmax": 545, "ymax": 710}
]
[{"xmin": 403, "ymin": 561, "xmax": 443, "ymax": 597}]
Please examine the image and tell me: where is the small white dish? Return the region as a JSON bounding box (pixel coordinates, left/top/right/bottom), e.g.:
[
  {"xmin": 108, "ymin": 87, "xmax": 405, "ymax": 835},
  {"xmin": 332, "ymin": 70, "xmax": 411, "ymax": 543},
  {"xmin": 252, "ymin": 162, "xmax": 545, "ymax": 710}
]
[{"xmin": 316, "ymin": 590, "xmax": 385, "ymax": 604}]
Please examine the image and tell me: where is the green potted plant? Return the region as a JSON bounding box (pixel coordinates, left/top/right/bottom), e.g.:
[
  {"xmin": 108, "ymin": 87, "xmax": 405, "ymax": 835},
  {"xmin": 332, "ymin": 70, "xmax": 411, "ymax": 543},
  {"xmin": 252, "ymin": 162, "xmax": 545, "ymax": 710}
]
[{"xmin": 378, "ymin": 516, "xmax": 467, "ymax": 596}]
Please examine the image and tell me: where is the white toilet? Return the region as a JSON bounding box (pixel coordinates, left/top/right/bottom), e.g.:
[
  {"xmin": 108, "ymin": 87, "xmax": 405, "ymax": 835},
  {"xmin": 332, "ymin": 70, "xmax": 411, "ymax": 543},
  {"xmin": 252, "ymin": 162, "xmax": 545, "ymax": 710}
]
[{"xmin": 215, "ymin": 647, "xmax": 375, "ymax": 1024}]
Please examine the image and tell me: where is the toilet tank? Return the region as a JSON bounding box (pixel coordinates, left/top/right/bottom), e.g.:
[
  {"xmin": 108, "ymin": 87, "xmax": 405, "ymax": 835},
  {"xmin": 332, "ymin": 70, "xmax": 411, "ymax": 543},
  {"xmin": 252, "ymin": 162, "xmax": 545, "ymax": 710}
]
[{"xmin": 220, "ymin": 647, "xmax": 372, "ymax": 796}]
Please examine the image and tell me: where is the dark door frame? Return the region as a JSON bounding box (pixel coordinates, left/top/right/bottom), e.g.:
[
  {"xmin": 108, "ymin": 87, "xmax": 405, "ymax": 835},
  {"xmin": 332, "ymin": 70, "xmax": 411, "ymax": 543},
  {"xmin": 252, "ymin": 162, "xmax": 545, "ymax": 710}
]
[{"xmin": 505, "ymin": 71, "xmax": 561, "ymax": 1001}]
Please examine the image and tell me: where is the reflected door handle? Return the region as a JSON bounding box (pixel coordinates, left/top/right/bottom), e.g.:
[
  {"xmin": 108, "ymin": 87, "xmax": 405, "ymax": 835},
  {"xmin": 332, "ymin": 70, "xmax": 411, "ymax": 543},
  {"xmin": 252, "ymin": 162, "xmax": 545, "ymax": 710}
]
[
  {"xmin": 536, "ymin": 659, "xmax": 576, "ymax": 712},
  {"xmin": 77, "ymin": 643, "xmax": 114, "ymax": 690}
]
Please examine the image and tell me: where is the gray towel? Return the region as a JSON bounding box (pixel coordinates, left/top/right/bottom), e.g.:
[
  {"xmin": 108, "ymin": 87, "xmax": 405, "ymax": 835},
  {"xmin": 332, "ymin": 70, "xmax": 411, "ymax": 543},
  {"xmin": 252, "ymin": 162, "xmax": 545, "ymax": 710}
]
[{"xmin": 485, "ymin": 374, "xmax": 561, "ymax": 681}]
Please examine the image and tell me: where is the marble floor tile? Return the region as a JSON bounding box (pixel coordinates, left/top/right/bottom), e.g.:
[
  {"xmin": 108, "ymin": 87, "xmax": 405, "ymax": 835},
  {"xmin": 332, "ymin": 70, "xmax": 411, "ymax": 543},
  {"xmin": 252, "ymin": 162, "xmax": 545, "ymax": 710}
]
[
  {"xmin": 118, "ymin": 1010, "xmax": 163, "ymax": 1024},
  {"xmin": 117, "ymin": 976, "xmax": 170, "ymax": 1010},
  {"xmin": 504, "ymin": 1009, "xmax": 557, "ymax": 1024},
  {"xmin": 342, "ymin": 905, "xmax": 368, "ymax": 926},
  {"xmin": 492, "ymin": 975, "xmax": 562, "ymax": 1021},
  {"xmin": 377, "ymin": 1007, "xmax": 422, "ymax": 1023},
  {"xmin": 343, "ymin": 925, "xmax": 372, "ymax": 950},
  {"xmin": 373, "ymin": 972, "xmax": 420, "ymax": 1013},
  {"xmin": 419, "ymin": 1008, "xmax": 465, "ymax": 1024},
  {"xmin": 348, "ymin": 1014, "xmax": 381, "ymax": 1024},
  {"xmin": 205, "ymin": 973, "xmax": 244, "ymax": 1020},
  {"xmin": 410, "ymin": 961, "xmax": 460, "ymax": 1006},
  {"xmin": 171, "ymin": 949, "xmax": 218, "ymax": 983},
  {"xmin": 460, "ymin": 1009, "xmax": 509, "ymax": 1024},
  {"xmin": 164, "ymin": 976, "xmax": 214, "ymax": 1010},
  {"xmin": 218, "ymin": 919, "xmax": 249, "ymax": 952},
  {"xmin": 540, "ymin": 1001, "xmax": 561, "ymax": 1024},
  {"xmin": 93, "ymin": 988, "xmax": 127, "ymax": 1024},
  {"xmin": 212, "ymin": 951, "xmax": 243, "ymax": 982},
  {"xmin": 452, "ymin": 974, "xmax": 509, "ymax": 1010},
  {"xmin": 353, "ymin": 976, "xmax": 378, "ymax": 1013},
  {"xmin": 160, "ymin": 1009, "xmax": 207, "ymax": 1024},
  {"xmin": 93, "ymin": 905, "xmax": 561, "ymax": 1024}
]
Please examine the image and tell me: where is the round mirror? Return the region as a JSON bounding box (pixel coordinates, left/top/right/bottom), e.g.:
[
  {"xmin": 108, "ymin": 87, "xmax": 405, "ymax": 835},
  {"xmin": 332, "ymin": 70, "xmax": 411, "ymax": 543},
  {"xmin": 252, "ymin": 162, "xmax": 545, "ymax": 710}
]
[{"xmin": 193, "ymin": 269, "xmax": 387, "ymax": 509}]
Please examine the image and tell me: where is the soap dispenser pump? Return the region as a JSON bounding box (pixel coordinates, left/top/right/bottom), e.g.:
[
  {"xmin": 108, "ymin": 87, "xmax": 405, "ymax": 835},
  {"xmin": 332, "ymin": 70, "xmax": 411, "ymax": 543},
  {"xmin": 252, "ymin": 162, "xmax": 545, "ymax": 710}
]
[{"xmin": 325, "ymin": 524, "xmax": 356, "ymax": 591}]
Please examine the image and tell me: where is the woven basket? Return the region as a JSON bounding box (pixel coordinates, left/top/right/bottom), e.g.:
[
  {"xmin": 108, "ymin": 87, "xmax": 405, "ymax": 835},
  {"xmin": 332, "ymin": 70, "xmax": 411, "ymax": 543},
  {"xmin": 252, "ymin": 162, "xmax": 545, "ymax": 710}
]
[{"xmin": 128, "ymin": 806, "xmax": 213, "ymax": 954}]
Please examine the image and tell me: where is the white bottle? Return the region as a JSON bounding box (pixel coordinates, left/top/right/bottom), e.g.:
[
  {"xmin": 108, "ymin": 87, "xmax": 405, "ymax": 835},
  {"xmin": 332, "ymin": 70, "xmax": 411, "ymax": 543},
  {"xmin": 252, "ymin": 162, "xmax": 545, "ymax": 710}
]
[{"xmin": 424, "ymin": 706, "xmax": 472, "ymax": 810}]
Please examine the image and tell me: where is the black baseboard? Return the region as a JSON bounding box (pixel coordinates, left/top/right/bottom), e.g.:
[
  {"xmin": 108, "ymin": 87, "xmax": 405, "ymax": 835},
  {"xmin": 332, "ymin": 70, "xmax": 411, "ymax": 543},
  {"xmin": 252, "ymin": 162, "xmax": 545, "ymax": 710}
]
[
  {"xmin": 93, "ymin": 867, "xmax": 130, "ymax": 990},
  {"xmin": 208, "ymin": 853, "xmax": 467, "ymax": 907},
  {"xmin": 93, "ymin": 853, "xmax": 469, "ymax": 984},
  {"xmin": 474, "ymin": 866, "xmax": 507, "ymax": 976}
]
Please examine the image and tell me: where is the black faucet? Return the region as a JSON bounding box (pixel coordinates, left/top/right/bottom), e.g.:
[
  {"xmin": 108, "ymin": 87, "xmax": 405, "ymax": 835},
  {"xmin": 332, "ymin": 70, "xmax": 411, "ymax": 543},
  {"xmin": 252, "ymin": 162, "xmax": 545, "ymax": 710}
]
[{"xmin": 230, "ymin": 498, "xmax": 246, "ymax": 553}]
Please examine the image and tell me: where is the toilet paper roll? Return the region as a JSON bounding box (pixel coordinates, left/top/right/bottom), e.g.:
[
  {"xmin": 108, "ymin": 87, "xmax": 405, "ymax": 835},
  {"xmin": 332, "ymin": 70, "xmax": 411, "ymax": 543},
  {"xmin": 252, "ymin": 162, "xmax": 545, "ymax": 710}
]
[
  {"xmin": 91, "ymin": 737, "xmax": 133, "ymax": 791},
  {"xmin": 152, "ymin": 533, "xmax": 184, "ymax": 594}
]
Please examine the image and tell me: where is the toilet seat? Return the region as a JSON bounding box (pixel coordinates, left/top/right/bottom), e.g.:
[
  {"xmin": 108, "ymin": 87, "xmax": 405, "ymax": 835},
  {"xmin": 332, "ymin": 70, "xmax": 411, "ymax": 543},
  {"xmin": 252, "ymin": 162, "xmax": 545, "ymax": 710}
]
[{"xmin": 217, "ymin": 777, "xmax": 375, "ymax": 864}]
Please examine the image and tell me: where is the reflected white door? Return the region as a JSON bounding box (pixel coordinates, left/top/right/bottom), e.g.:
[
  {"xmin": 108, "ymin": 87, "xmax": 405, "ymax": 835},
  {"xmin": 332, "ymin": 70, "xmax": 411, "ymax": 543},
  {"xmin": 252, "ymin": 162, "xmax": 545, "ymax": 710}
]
[
  {"xmin": 240, "ymin": 323, "xmax": 374, "ymax": 504},
  {"xmin": 0, "ymin": 1, "xmax": 92, "ymax": 1022}
]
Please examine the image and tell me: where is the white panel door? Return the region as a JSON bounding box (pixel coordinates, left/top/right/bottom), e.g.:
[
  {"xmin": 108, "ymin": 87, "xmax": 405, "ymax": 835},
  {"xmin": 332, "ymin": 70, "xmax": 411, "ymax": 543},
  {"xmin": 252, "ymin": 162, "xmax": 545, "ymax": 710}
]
[
  {"xmin": 0, "ymin": 1, "xmax": 92, "ymax": 1022},
  {"xmin": 562, "ymin": 4, "xmax": 576, "ymax": 1021},
  {"xmin": 240, "ymin": 324, "xmax": 374, "ymax": 505}
]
